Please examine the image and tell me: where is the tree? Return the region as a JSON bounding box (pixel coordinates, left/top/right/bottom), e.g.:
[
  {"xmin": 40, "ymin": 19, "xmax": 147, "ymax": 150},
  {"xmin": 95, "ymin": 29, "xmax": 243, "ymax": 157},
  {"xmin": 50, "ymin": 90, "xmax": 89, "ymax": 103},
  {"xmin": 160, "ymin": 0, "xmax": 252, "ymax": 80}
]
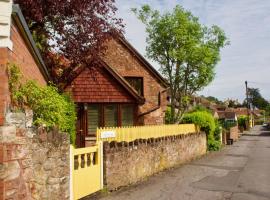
[
  {"xmin": 248, "ymin": 88, "xmax": 269, "ymax": 110},
  {"xmin": 132, "ymin": 5, "xmax": 228, "ymax": 123},
  {"xmin": 224, "ymin": 98, "xmax": 241, "ymax": 108},
  {"xmin": 14, "ymin": 0, "xmax": 124, "ymax": 85},
  {"xmin": 204, "ymin": 96, "xmax": 223, "ymax": 104}
]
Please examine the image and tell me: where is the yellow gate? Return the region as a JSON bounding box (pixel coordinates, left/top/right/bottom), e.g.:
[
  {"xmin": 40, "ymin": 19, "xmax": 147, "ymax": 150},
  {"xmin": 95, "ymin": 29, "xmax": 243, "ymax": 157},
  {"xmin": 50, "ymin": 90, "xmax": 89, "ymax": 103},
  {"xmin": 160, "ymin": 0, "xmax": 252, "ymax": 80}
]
[{"xmin": 70, "ymin": 142, "xmax": 103, "ymax": 200}]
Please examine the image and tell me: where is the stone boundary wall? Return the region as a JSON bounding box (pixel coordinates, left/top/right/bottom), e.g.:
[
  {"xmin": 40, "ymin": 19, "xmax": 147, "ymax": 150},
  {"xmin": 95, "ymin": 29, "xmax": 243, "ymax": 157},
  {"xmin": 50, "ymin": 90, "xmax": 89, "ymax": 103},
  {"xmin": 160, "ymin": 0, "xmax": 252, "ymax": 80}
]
[
  {"xmin": 103, "ymin": 132, "xmax": 206, "ymax": 190},
  {"xmin": 0, "ymin": 113, "xmax": 70, "ymax": 200},
  {"xmin": 229, "ymin": 126, "xmax": 239, "ymax": 142}
]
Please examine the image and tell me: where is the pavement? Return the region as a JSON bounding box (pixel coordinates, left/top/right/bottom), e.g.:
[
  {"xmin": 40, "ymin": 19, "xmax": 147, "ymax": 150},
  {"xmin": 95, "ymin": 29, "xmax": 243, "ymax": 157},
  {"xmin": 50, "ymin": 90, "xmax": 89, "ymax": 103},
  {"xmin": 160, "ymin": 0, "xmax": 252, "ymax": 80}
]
[{"xmin": 89, "ymin": 126, "xmax": 270, "ymax": 200}]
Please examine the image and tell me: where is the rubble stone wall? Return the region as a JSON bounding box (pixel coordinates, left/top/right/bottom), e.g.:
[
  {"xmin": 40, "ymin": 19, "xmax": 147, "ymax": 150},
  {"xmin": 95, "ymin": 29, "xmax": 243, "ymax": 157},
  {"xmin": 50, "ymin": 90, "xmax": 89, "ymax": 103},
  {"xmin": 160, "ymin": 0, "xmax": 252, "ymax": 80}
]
[
  {"xmin": 103, "ymin": 132, "xmax": 206, "ymax": 190},
  {"xmin": 0, "ymin": 113, "xmax": 70, "ymax": 200}
]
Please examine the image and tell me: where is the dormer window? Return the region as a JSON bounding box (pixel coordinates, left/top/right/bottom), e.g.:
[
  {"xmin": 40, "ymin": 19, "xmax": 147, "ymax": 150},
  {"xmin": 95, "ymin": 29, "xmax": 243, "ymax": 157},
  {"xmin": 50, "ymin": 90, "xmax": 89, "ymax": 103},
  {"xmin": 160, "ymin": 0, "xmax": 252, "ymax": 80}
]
[{"xmin": 124, "ymin": 77, "xmax": 143, "ymax": 96}]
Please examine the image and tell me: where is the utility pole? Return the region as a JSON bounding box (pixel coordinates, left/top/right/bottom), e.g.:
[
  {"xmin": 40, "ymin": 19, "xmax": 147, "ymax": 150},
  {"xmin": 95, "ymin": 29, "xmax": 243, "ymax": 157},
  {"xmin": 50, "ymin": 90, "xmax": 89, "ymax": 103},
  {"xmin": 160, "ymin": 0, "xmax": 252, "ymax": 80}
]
[{"xmin": 245, "ymin": 81, "xmax": 250, "ymax": 128}]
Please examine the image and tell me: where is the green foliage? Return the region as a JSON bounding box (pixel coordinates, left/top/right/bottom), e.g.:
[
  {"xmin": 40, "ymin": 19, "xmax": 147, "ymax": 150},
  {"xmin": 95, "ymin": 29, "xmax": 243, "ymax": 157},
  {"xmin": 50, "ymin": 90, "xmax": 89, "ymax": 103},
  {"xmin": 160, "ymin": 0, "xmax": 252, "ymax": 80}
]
[
  {"xmin": 225, "ymin": 99, "xmax": 242, "ymax": 108},
  {"xmin": 204, "ymin": 96, "xmax": 223, "ymax": 104},
  {"xmin": 182, "ymin": 111, "xmax": 215, "ymax": 135},
  {"xmin": 248, "ymin": 88, "xmax": 269, "ymax": 110},
  {"xmin": 218, "ymin": 118, "xmax": 237, "ymax": 130},
  {"xmin": 7, "ymin": 63, "xmax": 22, "ymax": 106},
  {"xmin": 182, "ymin": 111, "xmax": 221, "ymax": 151},
  {"xmin": 132, "ymin": 5, "xmax": 229, "ymax": 123},
  {"xmin": 190, "ymin": 105, "xmax": 212, "ymax": 114},
  {"xmin": 214, "ymin": 120, "xmax": 222, "ymax": 141},
  {"xmin": 7, "ymin": 64, "xmax": 76, "ymax": 144},
  {"xmin": 165, "ymin": 106, "xmax": 172, "ymax": 124},
  {"xmin": 238, "ymin": 115, "xmax": 248, "ymax": 129}
]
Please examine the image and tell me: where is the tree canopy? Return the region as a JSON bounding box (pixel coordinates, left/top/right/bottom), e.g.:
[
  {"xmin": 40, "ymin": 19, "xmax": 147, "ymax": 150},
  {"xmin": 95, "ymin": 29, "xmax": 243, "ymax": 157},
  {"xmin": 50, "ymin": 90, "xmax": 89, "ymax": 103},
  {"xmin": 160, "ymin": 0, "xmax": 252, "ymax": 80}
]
[
  {"xmin": 204, "ymin": 96, "xmax": 223, "ymax": 105},
  {"xmin": 14, "ymin": 0, "xmax": 124, "ymax": 84},
  {"xmin": 248, "ymin": 88, "xmax": 269, "ymax": 110},
  {"xmin": 132, "ymin": 5, "xmax": 229, "ymax": 123}
]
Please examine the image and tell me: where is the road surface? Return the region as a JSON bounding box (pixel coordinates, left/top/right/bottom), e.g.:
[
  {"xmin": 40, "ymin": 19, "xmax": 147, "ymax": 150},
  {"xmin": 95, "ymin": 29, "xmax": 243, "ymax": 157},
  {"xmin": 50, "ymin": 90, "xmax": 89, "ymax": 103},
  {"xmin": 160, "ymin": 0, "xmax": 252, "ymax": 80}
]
[{"xmin": 89, "ymin": 126, "xmax": 270, "ymax": 200}]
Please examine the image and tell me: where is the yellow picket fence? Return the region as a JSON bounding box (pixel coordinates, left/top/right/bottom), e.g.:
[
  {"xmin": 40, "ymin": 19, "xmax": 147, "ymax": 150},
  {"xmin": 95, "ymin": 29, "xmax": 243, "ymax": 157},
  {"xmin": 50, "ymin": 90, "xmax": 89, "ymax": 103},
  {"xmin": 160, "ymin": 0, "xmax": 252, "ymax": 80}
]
[
  {"xmin": 70, "ymin": 143, "xmax": 103, "ymax": 200},
  {"xmin": 96, "ymin": 124, "xmax": 198, "ymax": 143}
]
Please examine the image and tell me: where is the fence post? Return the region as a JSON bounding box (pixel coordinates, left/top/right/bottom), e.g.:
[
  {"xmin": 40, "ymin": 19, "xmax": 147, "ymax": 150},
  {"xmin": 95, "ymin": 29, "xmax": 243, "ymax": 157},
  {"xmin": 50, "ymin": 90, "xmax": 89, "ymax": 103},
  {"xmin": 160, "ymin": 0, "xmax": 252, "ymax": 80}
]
[
  {"xmin": 100, "ymin": 141, "xmax": 104, "ymax": 190},
  {"xmin": 70, "ymin": 145, "xmax": 73, "ymax": 200}
]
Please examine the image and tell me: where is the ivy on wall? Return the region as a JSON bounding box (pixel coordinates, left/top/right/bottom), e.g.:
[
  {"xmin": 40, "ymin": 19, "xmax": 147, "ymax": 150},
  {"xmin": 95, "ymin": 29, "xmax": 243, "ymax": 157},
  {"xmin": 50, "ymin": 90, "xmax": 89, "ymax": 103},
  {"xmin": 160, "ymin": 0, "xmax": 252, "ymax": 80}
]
[{"xmin": 7, "ymin": 63, "xmax": 76, "ymax": 144}]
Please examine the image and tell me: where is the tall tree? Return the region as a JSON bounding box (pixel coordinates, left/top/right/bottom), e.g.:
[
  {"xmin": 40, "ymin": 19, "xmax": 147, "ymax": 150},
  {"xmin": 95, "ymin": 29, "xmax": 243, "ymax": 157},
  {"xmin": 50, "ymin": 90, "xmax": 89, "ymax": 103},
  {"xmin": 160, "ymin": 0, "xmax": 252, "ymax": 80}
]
[
  {"xmin": 248, "ymin": 88, "xmax": 269, "ymax": 110},
  {"xmin": 14, "ymin": 0, "xmax": 124, "ymax": 85},
  {"xmin": 132, "ymin": 5, "xmax": 228, "ymax": 123}
]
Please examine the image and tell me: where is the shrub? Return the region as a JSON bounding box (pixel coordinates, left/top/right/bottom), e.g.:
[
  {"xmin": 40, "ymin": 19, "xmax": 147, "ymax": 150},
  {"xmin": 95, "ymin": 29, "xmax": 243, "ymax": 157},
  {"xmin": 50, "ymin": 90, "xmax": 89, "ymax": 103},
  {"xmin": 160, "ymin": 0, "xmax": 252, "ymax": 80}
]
[
  {"xmin": 8, "ymin": 64, "xmax": 76, "ymax": 144},
  {"xmin": 238, "ymin": 115, "xmax": 248, "ymax": 130},
  {"xmin": 190, "ymin": 105, "xmax": 212, "ymax": 114},
  {"xmin": 214, "ymin": 119, "xmax": 222, "ymax": 141},
  {"xmin": 165, "ymin": 106, "xmax": 172, "ymax": 124},
  {"xmin": 219, "ymin": 119, "xmax": 237, "ymax": 130},
  {"xmin": 182, "ymin": 111, "xmax": 221, "ymax": 151}
]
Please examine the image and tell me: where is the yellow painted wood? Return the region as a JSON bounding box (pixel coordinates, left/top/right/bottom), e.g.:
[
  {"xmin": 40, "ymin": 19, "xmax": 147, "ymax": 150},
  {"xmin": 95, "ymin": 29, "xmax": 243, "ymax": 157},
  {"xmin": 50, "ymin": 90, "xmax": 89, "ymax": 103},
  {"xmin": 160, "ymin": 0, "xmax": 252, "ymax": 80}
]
[
  {"xmin": 96, "ymin": 124, "xmax": 198, "ymax": 143},
  {"xmin": 71, "ymin": 143, "xmax": 102, "ymax": 200}
]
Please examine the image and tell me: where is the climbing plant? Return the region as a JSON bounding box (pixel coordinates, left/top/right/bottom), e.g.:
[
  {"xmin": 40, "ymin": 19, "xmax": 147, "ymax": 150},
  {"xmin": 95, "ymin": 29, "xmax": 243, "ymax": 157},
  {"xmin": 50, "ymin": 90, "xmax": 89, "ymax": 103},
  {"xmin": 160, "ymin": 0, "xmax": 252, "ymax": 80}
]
[{"xmin": 7, "ymin": 63, "xmax": 76, "ymax": 144}]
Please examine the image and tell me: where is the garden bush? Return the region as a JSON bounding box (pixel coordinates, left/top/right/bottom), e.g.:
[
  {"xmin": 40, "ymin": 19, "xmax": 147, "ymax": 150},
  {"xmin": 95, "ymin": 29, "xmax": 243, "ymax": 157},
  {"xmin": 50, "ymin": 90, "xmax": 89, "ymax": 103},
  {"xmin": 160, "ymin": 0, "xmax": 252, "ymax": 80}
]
[
  {"xmin": 182, "ymin": 111, "xmax": 221, "ymax": 151},
  {"xmin": 165, "ymin": 106, "xmax": 172, "ymax": 124},
  {"xmin": 238, "ymin": 115, "xmax": 248, "ymax": 130},
  {"xmin": 214, "ymin": 119, "xmax": 222, "ymax": 141}
]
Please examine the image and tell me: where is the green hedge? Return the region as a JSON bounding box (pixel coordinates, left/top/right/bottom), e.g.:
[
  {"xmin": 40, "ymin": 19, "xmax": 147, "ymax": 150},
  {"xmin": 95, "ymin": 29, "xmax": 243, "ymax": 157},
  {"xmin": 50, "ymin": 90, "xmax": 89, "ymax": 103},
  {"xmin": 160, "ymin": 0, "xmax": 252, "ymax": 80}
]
[{"xmin": 182, "ymin": 111, "xmax": 221, "ymax": 151}]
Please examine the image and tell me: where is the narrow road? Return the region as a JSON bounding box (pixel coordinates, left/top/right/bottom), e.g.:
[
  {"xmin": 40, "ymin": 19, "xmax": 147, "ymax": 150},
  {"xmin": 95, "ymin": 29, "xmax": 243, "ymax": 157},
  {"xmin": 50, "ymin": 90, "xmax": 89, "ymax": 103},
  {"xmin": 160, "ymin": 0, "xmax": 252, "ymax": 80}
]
[{"xmin": 91, "ymin": 126, "xmax": 270, "ymax": 200}]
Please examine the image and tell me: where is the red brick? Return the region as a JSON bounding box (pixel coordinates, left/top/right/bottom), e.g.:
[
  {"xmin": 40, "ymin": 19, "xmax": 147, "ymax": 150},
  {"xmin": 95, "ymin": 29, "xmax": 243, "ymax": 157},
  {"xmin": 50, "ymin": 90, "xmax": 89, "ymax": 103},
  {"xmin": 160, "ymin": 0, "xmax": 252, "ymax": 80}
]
[
  {"xmin": 103, "ymin": 38, "xmax": 167, "ymax": 125},
  {"xmin": 9, "ymin": 24, "xmax": 47, "ymax": 86}
]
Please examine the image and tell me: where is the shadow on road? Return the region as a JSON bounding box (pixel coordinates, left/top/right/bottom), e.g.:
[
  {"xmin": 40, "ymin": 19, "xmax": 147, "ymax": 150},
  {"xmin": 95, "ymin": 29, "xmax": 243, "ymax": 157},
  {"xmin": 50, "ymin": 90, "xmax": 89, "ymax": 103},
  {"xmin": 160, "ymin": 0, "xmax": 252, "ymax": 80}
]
[
  {"xmin": 242, "ymin": 126, "xmax": 270, "ymax": 137},
  {"xmin": 258, "ymin": 131, "xmax": 270, "ymax": 136}
]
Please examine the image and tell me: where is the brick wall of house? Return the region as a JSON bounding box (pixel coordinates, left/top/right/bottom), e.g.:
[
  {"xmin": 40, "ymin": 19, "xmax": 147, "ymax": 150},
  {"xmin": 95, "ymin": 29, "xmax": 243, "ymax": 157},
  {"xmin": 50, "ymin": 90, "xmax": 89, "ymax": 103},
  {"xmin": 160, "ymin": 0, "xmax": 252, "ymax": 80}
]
[
  {"xmin": 103, "ymin": 38, "xmax": 167, "ymax": 125},
  {"xmin": 0, "ymin": 21, "xmax": 47, "ymax": 126},
  {"xmin": 9, "ymin": 22, "xmax": 47, "ymax": 85},
  {"xmin": 65, "ymin": 66, "xmax": 136, "ymax": 103},
  {"xmin": 0, "ymin": 48, "xmax": 9, "ymax": 126}
]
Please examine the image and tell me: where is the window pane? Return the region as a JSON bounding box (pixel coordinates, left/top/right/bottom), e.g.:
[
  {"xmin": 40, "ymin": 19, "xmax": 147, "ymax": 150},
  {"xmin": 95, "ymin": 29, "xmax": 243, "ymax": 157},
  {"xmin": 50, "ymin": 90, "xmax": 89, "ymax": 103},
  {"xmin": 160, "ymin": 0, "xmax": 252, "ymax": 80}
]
[
  {"xmin": 104, "ymin": 105, "xmax": 118, "ymax": 127},
  {"xmin": 87, "ymin": 104, "xmax": 99, "ymax": 135},
  {"xmin": 125, "ymin": 77, "xmax": 143, "ymax": 96},
  {"xmin": 121, "ymin": 105, "xmax": 134, "ymax": 126}
]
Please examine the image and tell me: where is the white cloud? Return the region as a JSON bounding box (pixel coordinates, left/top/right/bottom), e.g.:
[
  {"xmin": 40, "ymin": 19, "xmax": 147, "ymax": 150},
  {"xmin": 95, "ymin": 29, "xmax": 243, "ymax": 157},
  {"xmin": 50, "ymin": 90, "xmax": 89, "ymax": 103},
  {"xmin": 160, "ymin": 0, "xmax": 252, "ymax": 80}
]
[{"xmin": 116, "ymin": 0, "xmax": 270, "ymax": 101}]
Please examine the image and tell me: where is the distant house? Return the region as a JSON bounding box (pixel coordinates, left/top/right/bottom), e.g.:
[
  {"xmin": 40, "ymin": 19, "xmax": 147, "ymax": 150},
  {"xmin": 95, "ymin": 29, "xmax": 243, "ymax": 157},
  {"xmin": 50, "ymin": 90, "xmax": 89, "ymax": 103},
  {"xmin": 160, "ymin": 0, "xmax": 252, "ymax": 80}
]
[
  {"xmin": 65, "ymin": 35, "xmax": 169, "ymax": 147},
  {"xmin": 231, "ymin": 107, "xmax": 249, "ymax": 117},
  {"xmin": 0, "ymin": 2, "xmax": 50, "ymax": 125},
  {"xmin": 216, "ymin": 111, "xmax": 237, "ymax": 123}
]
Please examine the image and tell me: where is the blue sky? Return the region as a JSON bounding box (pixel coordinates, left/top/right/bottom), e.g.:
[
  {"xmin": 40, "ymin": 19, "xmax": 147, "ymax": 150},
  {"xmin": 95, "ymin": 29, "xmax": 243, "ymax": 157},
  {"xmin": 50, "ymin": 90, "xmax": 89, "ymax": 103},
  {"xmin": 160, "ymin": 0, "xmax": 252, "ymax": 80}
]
[{"xmin": 115, "ymin": 0, "xmax": 270, "ymax": 102}]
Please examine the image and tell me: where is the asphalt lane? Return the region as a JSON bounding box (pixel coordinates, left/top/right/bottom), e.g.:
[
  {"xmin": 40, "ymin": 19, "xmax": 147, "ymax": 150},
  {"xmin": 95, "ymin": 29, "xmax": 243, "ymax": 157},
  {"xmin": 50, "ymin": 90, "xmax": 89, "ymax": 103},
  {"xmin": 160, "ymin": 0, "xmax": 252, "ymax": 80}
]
[{"xmin": 89, "ymin": 126, "xmax": 270, "ymax": 200}]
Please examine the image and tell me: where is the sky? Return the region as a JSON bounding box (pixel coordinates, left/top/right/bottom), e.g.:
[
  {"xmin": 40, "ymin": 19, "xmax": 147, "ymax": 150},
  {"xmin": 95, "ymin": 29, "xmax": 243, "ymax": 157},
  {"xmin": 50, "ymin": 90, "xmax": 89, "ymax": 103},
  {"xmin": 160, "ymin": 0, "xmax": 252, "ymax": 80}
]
[{"xmin": 115, "ymin": 0, "xmax": 270, "ymax": 102}]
